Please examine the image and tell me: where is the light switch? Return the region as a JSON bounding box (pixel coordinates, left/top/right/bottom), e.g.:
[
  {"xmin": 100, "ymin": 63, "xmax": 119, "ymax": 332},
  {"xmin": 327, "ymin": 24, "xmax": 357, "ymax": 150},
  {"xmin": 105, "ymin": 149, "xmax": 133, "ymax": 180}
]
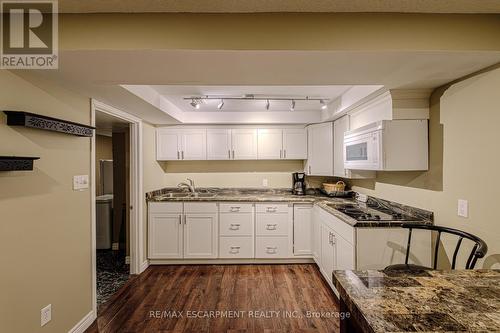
[
  {"xmin": 73, "ymin": 175, "xmax": 89, "ymax": 191},
  {"xmin": 458, "ymin": 199, "xmax": 468, "ymax": 218}
]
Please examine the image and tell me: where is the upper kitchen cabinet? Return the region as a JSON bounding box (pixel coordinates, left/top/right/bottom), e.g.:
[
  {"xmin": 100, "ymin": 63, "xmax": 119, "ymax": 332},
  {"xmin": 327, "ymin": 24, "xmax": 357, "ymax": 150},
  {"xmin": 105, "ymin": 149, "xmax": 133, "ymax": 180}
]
[
  {"xmin": 231, "ymin": 129, "xmax": 258, "ymax": 160},
  {"xmin": 207, "ymin": 129, "xmax": 232, "ymax": 160},
  {"xmin": 306, "ymin": 122, "xmax": 334, "ymax": 176},
  {"xmin": 156, "ymin": 128, "xmax": 206, "ymax": 160},
  {"xmin": 283, "ymin": 128, "xmax": 307, "ymax": 159},
  {"xmin": 257, "ymin": 129, "xmax": 283, "ymax": 159},
  {"xmin": 258, "ymin": 128, "xmax": 307, "ymax": 160},
  {"xmin": 333, "ymin": 116, "xmax": 375, "ymax": 179}
]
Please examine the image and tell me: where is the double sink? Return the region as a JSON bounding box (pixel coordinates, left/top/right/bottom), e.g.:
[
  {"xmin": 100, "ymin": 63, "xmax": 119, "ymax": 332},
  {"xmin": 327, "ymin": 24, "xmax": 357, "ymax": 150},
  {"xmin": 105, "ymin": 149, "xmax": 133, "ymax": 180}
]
[{"xmin": 158, "ymin": 191, "xmax": 217, "ymax": 199}]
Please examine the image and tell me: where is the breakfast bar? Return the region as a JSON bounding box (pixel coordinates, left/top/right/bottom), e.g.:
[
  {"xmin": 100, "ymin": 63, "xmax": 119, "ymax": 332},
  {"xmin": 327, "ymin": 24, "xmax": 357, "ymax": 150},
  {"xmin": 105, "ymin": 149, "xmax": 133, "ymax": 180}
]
[{"xmin": 333, "ymin": 269, "xmax": 500, "ymax": 332}]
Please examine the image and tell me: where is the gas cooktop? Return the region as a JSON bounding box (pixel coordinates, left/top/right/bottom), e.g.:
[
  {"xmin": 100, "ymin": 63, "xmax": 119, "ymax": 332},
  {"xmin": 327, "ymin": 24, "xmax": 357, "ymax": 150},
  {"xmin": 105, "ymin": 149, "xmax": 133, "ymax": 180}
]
[{"xmin": 328, "ymin": 201, "xmax": 420, "ymax": 221}]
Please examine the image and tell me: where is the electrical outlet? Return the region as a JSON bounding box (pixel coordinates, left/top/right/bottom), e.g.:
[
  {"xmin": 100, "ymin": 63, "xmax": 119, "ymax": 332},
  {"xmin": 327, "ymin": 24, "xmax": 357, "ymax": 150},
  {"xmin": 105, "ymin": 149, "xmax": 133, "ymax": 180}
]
[
  {"xmin": 41, "ymin": 304, "xmax": 51, "ymax": 326},
  {"xmin": 262, "ymin": 179, "xmax": 268, "ymax": 187},
  {"xmin": 73, "ymin": 175, "xmax": 89, "ymax": 191},
  {"xmin": 458, "ymin": 199, "xmax": 468, "ymax": 218}
]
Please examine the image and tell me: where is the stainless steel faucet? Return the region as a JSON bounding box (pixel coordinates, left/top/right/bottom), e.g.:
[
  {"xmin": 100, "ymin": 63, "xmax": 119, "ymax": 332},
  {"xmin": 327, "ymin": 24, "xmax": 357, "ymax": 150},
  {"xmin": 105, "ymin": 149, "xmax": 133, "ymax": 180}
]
[{"xmin": 177, "ymin": 178, "xmax": 196, "ymax": 193}]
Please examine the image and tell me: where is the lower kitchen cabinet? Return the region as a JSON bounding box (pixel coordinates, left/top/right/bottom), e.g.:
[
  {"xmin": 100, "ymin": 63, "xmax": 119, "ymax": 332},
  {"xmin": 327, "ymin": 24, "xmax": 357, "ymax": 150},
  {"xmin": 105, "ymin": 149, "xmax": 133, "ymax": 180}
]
[
  {"xmin": 219, "ymin": 236, "xmax": 254, "ymax": 258},
  {"xmin": 148, "ymin": 213, "xmax": 183, "ymax": 259},
  {"xmin": 219, "ymin": 203, "xmax": 254, "ymax": 258},
  {"xmin": 255, "ymin": 203, "xmax": 293, "ymax": 258},
  {"xmin": 320, "ymin": 223, "xmax": 336, "ymax": 286},
  {"xmin": 184, "ymin": 213, "xmax": 218, "ymax": 258},
  {"xmin": 255, "ymin": 236, "xmax": 290, "ymax": 258},
  {"xmin": 293, "ymin": 204, "xmax": 313, "ymax": 256}
]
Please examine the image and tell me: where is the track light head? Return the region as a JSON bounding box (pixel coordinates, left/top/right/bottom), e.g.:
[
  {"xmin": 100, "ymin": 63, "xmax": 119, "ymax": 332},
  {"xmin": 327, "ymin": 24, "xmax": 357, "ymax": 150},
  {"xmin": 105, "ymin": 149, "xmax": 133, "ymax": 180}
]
[
  {"xmin": 320, "ymin": 99, "xmax": 328, "ymax": 110},
  {"xmin": 266, "ymin": 99, "xmax": 270, "ymax": 110},
  {"xmin": 290, "ymin": 99, "xmax": 295, "ymax": 111},
  {"xmin": 217, "ymin": 99, "xmax": 224, "ymax": 110}
]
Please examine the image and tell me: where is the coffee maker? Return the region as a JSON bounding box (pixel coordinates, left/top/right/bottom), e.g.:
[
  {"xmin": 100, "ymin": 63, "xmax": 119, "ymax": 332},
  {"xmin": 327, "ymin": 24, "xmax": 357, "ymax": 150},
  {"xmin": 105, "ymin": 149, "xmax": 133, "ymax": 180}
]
[{"xmin": 292, "ymin": 172, "xmax": 306, "ymax": 195}]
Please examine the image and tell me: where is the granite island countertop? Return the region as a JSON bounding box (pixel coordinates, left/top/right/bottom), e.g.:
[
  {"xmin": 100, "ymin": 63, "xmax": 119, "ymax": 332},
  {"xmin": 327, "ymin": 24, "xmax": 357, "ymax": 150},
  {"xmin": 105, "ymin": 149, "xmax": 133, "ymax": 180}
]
[
  {"xmin": 146, "ymin": 188, "xmax": 433, "ymax": 228},
  {"xmin": 333, "ymin": 269, "xmax": 500, "ymax": 333}
]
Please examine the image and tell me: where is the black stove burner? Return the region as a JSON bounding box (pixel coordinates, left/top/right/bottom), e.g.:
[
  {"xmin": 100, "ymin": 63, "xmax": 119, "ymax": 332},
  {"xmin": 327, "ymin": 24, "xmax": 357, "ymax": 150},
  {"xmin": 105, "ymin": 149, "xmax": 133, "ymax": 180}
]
[{"xmin": 334, "ymin": 202, "xmax": 418, "ymax": 222}]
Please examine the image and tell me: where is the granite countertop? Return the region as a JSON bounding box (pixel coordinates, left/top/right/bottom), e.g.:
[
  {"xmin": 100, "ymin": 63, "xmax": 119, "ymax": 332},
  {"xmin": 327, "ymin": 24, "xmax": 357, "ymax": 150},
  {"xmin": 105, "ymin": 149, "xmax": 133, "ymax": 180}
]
[
  {"xmin": 333, "ymin": 269, "xmax": 500, "ymax": 333},
  {"xmin": 146, "ymin": 187, "xmax": 433, "ymax": 228}
]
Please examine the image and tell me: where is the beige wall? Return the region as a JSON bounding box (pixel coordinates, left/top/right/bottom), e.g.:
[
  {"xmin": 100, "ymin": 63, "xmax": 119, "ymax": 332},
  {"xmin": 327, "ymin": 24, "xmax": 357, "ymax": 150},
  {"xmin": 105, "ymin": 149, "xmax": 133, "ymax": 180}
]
[
  {"xmin": 95, "ymin": 134, "xmax": 112, "ymax": 196},
  {"xmin": 0, "ymin": 71, "xmax": 92, "ymax": 332},
  {"xmin": 351, "ymin": 68, "xmax": 500, "ymax": 269}
]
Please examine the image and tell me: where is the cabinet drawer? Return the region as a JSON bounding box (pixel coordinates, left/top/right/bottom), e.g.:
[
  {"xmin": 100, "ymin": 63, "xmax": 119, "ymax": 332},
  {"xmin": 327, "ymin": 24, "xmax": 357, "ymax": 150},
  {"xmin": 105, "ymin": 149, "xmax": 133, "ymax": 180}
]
[
  {"xmin": 255, "ymin": 236, "xmax": 289, "ymax": 258},
  {"xmin": 219, "ymin": 213, "xmax": 254, "ymax": 236},
  {"xmin": 184, "ymin": 202, "xmax": 218, "ymax": 213},
  {"xmin": 255, "ymin": 203, "xmax": 289, "ymax": 213},
  {"xmin": 256, "ymin": 213, "xmax": 289, "ymax": 236},
  {"xmin": 219, "ymin": 237, "xmax": 254, "ymax": 258},
  {"xmin": 149, "ymin": 202, "xmax": 183, "ymax": 214},
  {"xmin": 219, "ymin": 203, "xmax": 253, "ymax": 213}
]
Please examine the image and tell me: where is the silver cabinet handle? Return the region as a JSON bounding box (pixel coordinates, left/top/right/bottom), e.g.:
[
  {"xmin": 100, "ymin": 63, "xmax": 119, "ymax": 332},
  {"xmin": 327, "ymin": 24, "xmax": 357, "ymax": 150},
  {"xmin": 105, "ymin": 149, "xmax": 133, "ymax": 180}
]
[
  {"xmin": 309, "ymin": 165, "xmax": 312, "ymax": 175},
  {"xmin": 228, "ymin": 150, "xmax": 231, "ymax": 159},
  {"xmin": 177, "ymin": 151, "xmax": 180, "ymax": 160},
  {"xmin": 229, "ymin": 246, "xmax": 240, "ymax": 254},
  {"xmin": 266, "ymin": 207, "xmax": 277, "ymax": 212},
  {"xmin": 179, "ymin": 214, "xmax": 182, "ymax": 224},
  {"xmin": 183, "ymin": 215, "xmax": 187, "ymax": 224},
  {"xmin": 284, "ymin": 150, "xmax": 287, "ymax": 159},
  {"xmin": 229, "ymin": 223, "xmax": 241, "ymax": 230},
  {"xmin": 266, "ymin": 224, "xmax": 277, "ymax": 230},
  {"xmin": 181, "ymin": 151, "xmax": 184, "ymax": 160},
  {"xmin": 280, "ymin": 150, "xmax": 282, "ymax": 159},
  {"xmin": 232, "ymin": 150, "xmax": 235, "ymax": 159},
  {"xmin": 230, "ymin": 206, "xmax": 241, "ymax": 212},
  {"xmin": 266, "ymin": 246, "xmax": 278, "ymax": 254}
]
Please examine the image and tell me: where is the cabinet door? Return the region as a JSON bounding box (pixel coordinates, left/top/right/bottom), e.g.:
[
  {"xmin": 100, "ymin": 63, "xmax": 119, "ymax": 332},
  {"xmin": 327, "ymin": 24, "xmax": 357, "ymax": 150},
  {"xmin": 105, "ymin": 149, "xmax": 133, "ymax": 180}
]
[
  {"xmin": 334, "ymin": 232, "xmax": 355, "ymax": 271},
  {"xmin": 312, "ymin": 207, "xmax": 321, "ymax": 262},
  {"xmin": 183, "ymin": 213, "xmax": 218, "ymax": 258},
  {"xmin": 148, "ymin": 213, "xmax": 183, "ymax": 258},
  {"xmin": 231, "ymin": 129, "xmax": 258, "ymax": 159},
  {"xmin": 207, "ymin": 129, "xmax": 231, "ymax": 160},
  {"xmin": 156, "ymin": 129, "xmax": 181, "ymax": 160},
  {"xmin": 334, "ymin": 116, "xmax": 349, "ymax": 177},
  {"xmin": 308, "ymin": 123, "xmax": 334, "ymax": 176},
  {"xmin": 257, "ymin": 129, "xmax": 283, "ymax": 159},
  {"xmin": 283, "ymin": 128, "xmax": 307, "ymax": 159},
  {"xmin": 293, "ymin": 205, "xmax": 312, "ymax": 256},
  {"xmin": 320, "ymin": 223, "xmax": 335, "ymax": 285},
  {"xmin": 181, "ymin": 129, "xmax": 206, "ymax": 160}
]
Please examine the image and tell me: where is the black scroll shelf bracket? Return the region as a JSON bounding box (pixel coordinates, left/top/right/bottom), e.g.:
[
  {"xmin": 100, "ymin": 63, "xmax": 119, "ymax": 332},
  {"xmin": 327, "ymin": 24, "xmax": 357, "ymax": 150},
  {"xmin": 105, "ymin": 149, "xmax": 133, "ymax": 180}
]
[
  {"xmin": 3, "ymin": 110, "xmax": 95, "ymax": 137},
  {"xmin": 0, "ymin": 156, "xmax": 40, "ymax": 171}
]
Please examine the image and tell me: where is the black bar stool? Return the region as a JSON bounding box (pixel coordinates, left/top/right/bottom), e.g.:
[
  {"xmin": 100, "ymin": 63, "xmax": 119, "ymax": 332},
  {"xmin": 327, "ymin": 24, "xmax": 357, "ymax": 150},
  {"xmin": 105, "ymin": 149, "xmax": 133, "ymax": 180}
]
[{"xmin": 384, "ymin": 224, "xmax": 488, "ymax": 271}]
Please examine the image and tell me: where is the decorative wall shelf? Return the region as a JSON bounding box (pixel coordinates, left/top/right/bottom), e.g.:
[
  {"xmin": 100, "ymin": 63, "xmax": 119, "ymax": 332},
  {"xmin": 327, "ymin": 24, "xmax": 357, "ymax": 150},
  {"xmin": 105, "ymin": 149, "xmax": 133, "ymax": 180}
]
[
  {"xmin": 3, "ymin": 111, "xmax": 95, "ymax": 137},
  {"xmin": 0, "ymin": 156, "xmax": 40, "ymax": 171}
]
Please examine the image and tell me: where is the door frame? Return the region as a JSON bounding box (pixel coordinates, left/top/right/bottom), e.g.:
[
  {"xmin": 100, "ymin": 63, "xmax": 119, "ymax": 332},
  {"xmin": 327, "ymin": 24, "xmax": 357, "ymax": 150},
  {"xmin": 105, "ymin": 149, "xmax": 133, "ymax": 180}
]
[{"xmin": 90, "ymin": 99, "xmax": 145, "ymax": 315}]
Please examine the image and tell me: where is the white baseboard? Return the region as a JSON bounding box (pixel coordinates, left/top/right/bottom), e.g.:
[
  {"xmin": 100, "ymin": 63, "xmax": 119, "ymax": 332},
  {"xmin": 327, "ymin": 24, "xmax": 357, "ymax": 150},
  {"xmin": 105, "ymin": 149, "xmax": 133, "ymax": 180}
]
[
  {"xmin": 68, "ymin": 310, "xmax": 96, "ymax": 333},
  {"xmin": 139, "ymin": 259, "xmax": 149, "ymax": 273},
  {"xmin": 149, "ymin": 258, "xmax": 315, "ymax": 265}
]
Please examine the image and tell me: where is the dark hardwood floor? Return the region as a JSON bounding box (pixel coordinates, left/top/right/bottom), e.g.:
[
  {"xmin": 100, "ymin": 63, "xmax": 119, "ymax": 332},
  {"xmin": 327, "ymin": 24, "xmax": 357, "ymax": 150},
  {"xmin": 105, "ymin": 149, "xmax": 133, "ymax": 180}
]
[{"xmin": 86, "ymin": 264, "xmax": 340, "ymax": 333}]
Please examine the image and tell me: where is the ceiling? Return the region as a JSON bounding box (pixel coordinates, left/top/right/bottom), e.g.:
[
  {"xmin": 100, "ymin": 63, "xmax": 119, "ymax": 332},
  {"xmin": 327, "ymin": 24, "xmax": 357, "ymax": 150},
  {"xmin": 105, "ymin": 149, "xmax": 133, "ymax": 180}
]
[
  {"xmin": 150, "ymin": 85, "xmax": 352, "ymax": 112},
  {"xmin": 58, "ymin": 0, "xmax": 500, "ymax": 13}
]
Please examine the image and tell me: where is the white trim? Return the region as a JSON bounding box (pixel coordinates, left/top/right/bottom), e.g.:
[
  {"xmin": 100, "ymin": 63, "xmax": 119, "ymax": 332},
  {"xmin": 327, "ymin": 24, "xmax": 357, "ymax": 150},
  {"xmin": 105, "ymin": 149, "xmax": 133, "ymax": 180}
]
[
  {"xmin": 139, "ymin": 260, "xmax": 150, "ymax": 273},
  {"xmin": 90, "ymin": 99, "xmax": 145, "ymax": 318},
  {"xmin": 68, "ymin": 310, "xmax": 96, "ymax": 333},
  {"xmin": 148, "ymin": 258, "xmax": 314, "ymax": 265}
]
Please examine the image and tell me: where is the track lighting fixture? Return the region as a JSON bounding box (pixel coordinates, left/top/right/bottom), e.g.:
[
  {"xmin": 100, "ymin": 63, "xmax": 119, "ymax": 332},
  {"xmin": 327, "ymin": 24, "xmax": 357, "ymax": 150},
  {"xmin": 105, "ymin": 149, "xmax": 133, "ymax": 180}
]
[
  {"xmin": 190, "ymin": 98, "xmax": 201, "ymax": 109},
  {"xmin": 290, "ymin": 99, "xmax": 295, "ymax": 111},
  {"xmin": 320, "ymin": 99, "xmax": 327, "ymax": 110},
  {"xmin": 266, "ymin": 99, "xmax": 270, "ymax": 110},
  {"xmin": 217, "ymin": 99, "xmax": 224, "ymax": 110}
]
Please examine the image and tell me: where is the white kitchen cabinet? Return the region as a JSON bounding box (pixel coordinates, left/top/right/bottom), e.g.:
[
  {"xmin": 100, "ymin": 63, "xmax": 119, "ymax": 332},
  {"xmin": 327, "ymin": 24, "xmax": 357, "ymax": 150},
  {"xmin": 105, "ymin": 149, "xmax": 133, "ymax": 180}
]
[
  {"xmin": 312, "ymin": 206, "xmax": 321, "ymax": 262},
  {"xmin": 293, "ymin": 204, "xmax": 312, "ymax": 256},
  {"xmin": 306, "ymin": 122, "xmax": 333, "ymax": 176},
  {"xmin": 157, "ymin": 128, "xmax": 182, "ymax": 161},
  {"xmin": 148, "ymin": 214, "xmax": 183, "ymax": 259},
  {"xmin": 333, "ymin": 116, "xmax": 375, "ymax": 179},
  {"xmin": 257, "ymin": 129, "xmax": 283, "ymax": 159},
  {"xmin": 255, "ymin": 203, "xmax": 292, "ymax": 258},
  {"xmin": 181, "ymin": 129, "xmax": 207, "ymax": 160},
  {"xmin": 156, "ymin": 128, "xmax": 206, "ymax": 160},
  {"xmin": 207, "ymin": 129, "xmax": 232, "ymax": 160},
  {"xmin": 183, "ymin": 213, "xmax": 218, "ymax": 258},
  {"xmin": 231, "ymin": 129, "xmax": 258, "ymax": 160},
  {"xmin": 320, "ymin": 223, "xmax": 336, "ymax": 286},
  {"xmin": 283, "ymin": 128, "xmax": 307, "ymax": 159},
  {"xmin": 219, "ymin": 202, "xmax": 254, "ymax": 258}
]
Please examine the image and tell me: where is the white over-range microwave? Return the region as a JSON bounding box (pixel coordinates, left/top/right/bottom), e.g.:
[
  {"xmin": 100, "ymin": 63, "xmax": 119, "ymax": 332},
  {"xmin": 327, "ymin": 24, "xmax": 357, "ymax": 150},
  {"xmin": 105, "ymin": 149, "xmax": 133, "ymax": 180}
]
[{"xmin": 344, "ymin": 120, "xmax": 429, "ymax": 171}]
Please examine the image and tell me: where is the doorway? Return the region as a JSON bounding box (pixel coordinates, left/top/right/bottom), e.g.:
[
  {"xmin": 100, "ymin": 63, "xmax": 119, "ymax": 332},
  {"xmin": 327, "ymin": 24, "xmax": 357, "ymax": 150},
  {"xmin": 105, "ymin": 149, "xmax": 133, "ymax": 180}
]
[{"xmin": 91, "ymin": 100, "xmax": 144, "ymax": 315}]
